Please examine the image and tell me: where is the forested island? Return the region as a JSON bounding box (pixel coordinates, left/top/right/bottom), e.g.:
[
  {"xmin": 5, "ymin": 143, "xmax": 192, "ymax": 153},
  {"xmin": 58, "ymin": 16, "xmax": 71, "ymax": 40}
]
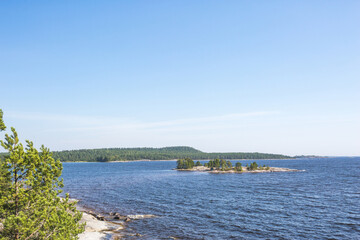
[
  {"xmin": 176, "ymin": 158, "xmax": 301, "ymax": 173},
  {"xmin": 43, "ymin": 146, "xmax": 292, "ymax": 162}
]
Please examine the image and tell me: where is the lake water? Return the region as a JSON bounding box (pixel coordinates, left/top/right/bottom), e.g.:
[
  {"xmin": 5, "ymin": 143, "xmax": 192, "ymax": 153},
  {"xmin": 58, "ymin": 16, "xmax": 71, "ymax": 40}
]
[{"xmin": 61, "ymin": 158, "xmax": 360, "ymax": 239}]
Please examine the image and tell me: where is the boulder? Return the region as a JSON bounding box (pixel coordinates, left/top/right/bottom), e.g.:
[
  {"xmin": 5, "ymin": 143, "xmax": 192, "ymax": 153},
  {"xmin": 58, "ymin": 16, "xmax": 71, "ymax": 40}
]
[
  {"xmin": 112, "ymin": 213, "xmax": 126, "ymax": 220},
  {"xmin": 127, "ymin": 214, "xmax": 156, "ymax": 220}
]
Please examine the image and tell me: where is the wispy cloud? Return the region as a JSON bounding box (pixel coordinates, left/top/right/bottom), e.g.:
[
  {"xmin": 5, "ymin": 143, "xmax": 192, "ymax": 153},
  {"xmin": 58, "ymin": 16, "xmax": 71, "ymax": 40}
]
[
  {"xmin": 6, "ymin": 112, "xmax": 122, "ymax": 125},
  {"xmin": 6, "ymin": 111, "xmax": 279, "ymax": 133},
  {"xmin": 140, "ymin": 111, "xmax": 278, "ymax": 128}
]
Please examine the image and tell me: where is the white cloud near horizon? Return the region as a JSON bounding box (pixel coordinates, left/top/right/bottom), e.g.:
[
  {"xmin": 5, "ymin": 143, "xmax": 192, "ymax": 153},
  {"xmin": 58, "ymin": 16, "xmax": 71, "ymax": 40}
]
[
  {"xmin": 6, "ymin": 110, "xmax": 279, "ymax": 132},
  {"xmin": 3, "ymin": 110, "xmax": 360, "ymax": 156}
]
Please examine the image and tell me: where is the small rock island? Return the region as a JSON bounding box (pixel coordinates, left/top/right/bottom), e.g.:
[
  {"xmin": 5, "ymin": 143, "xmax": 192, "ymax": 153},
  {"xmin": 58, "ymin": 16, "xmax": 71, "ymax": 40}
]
[{"xmin": 176, "ymin": 158, "xmax": 300, "ymax": 173}]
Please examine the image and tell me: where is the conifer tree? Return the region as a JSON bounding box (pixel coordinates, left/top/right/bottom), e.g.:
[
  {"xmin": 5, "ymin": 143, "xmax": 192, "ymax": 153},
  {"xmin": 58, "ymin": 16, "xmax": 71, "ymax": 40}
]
[
  {"xmin": 0, "ymin": 110, "xmax": 5, "ymax": 131},
  {"xmin": 0, "ymin": 109, "xmax": 10, "ymax": 215},
  {"xmin": 0, "ymin": 109, "xmax": 84, "ymax": 239},
  {"xmin": 226, "ymin": 161, "xmax": 232, "ymax": 169},
  {"xmin": 235, "ymin": 162, "xmax": 242, "ymax": 171}
]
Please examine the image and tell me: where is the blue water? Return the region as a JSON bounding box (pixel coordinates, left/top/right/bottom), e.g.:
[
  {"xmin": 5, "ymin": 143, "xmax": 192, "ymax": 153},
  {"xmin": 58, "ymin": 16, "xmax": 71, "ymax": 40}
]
[{"xmin": 61, "ymin": 158, "xmax": 360, "ymax": 239}]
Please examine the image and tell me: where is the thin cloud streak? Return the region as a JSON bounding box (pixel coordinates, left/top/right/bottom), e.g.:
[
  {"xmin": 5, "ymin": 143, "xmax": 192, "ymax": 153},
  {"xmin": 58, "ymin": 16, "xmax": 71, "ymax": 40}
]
[
  {"xmin": 20, "ymin": 111, "xmax": 278, "ymax": 132},
  {"xmin": 6, "ymin": 111, "xmax": 125, "ymax": 125}
]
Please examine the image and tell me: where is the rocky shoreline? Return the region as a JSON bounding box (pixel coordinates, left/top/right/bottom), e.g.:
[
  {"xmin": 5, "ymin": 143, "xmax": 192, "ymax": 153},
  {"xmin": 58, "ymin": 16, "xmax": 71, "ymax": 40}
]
[
  {"xmin": 76, "ymin": 202, "xmax": 156, "ymax": 239},
  {"xmin": 78, "ymin": 211, "xmax": 119, "ymax": 240},
  {"xmin": 0, "ymin": 203, "xmax": 124, "ymax": 240}
]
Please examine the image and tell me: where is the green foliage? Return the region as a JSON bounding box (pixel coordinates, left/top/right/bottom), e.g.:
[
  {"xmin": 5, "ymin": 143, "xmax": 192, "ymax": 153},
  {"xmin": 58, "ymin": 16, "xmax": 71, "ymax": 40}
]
[
  {"xmin": 248, "ymin": 162, "xmax": 259, "ymax": 171},
  {"xmin": 96, "ymin": 156, "xmax": 110, "ymax": 162},
  {"xmin": 227, "ymin": 161, "xmax": 232, "ymax": 168},
  {"xmin": 207, "ymin": 159, "xmax": 234, "ymax": 171},
  {"xmin": 0, "ymin": 160, "xmax": 10, "ymax": 204},
  {"xmin": 0, "ymin": 114, "xmax": 9, "ymax": 197},
  {"xmin": 194, "ymin": 159, "xmax": 270, "ymax": 172},
  {"xmin": 220, "ymin": 159, "xmax": 230, "ymax": 171},
  {"xmin": 207, "ymin": 159, "xmax": 221, "ymax": 169},
  {"xmin": 0, "ymin": 110, "xmax": 5, "ymax": 131},
  {"xmin": 195, "ymin": 161, "xmax": 202, "ymax": 167},
  {"xmin": 259, "ymin": 164, "xmax": 268, "ymax": 170},
  {"xmin": 176, "ymin": 158, "xmax": 195, "ymax": 169},
  {"xmin": 214, "ymin": 159, "xmax": 220, "ymax": 168},
  {"xmin": 52, "ymin": 147, "xmax": 291, "ymax": 162},
  {"xmin": 235, "ymin": 162, "xmax": 242, "ymax": 171},
  {"xmin": 0, "ymin": 110, "xmax": 84, "ymax": 239}
]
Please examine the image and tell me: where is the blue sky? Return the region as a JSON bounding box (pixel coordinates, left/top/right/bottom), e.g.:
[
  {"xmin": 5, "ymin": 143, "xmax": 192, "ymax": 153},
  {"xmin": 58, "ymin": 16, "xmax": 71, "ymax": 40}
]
[{"xmin": 0, "ymin": 1, "xmax": 359, "ymax": 156}]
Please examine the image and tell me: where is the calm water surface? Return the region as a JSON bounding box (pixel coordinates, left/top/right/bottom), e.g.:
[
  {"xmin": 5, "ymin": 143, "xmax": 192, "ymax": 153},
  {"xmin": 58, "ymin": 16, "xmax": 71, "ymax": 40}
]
[{"xmin": 62, "ymin": 158, "xmax": 360, "ymax": 239}]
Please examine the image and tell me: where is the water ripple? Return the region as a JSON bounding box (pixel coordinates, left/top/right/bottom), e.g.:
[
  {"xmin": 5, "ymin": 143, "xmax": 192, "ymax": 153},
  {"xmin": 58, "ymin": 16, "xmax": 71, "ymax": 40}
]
[{"xmin": 62, "ymin": 158, "xmax": 360, "ymax": 239}]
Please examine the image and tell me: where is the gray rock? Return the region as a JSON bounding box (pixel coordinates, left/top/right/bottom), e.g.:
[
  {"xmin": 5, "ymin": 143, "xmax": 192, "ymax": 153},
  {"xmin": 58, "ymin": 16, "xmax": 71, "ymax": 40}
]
[
  {"xmin": 127, "ymin": 214, "xmax": 156, "ymax": 219},
  {"xmin": 113, "ymin": 213, "xmax": 126, "ymax": 220}
]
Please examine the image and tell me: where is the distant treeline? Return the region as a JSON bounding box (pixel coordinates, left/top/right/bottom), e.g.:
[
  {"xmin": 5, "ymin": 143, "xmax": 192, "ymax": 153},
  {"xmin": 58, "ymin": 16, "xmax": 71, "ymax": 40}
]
[{"xmin": 49, "ymin": 146, "xmax": 291, "ymax": 162}]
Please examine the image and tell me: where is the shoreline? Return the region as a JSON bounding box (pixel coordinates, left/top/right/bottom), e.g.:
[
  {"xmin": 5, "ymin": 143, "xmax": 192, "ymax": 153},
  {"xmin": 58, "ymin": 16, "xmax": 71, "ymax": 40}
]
[
  {"xmin": 78, "ymin": 211, "xmax": 114, "ymax": 240},
  {"xmin": 74, "ymin": 201, "xmax": 124, "ymax": 240},
  {"xmin": 75, "ymin": 200, "xmax": 155, "ymax": 239}
]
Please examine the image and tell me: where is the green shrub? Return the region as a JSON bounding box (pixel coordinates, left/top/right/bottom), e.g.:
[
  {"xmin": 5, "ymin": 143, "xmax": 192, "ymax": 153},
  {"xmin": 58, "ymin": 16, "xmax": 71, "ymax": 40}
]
[
  {"xmin": 235, "ymin": 162, "xmax": 242, "ymax": 171},
  {"xmin": 176, "ymin": 158, "xmax": 195, "ymax": 169}
]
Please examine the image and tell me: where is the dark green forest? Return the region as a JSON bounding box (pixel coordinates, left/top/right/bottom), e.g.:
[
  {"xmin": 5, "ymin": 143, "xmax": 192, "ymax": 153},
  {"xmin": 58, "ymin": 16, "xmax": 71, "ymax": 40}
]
[{"xmin": 44, "ymin": 146, "xmax": 291, "ymax": 162}]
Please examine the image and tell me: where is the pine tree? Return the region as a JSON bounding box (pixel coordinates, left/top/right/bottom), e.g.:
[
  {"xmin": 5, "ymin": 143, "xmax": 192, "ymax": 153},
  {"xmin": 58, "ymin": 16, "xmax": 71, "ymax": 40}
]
[
  {"xmin": 0, "ymin": 109, "xmax": 10, "ymax": 219},
  {"xmin": 0, "ymin": 110, "xmax": 5, "ymax": 131},
  {"xmin": 0, "ymin": 159, "xmax": 10, "ymax": 212},
  {"xmin": 176, "ymin": 159, "xmax": 184, "ymax": 169},
  {"xmin": 248, "ymin": 162, "xmax": 259, "ymax": 171},
  {"xmin": 226, "ymin": 161, "xmax": 232, "ymax": 169},
  {"xmin": 0, "ymin": 110, "xmax": 84, "ymax": 239},
  {"xmin": 214, "ymin": 159, "xmax": 220, "ymax": 168},
  {"xmin": 235, "ymin": 162, "xmax": 242, "ymax": 171}
]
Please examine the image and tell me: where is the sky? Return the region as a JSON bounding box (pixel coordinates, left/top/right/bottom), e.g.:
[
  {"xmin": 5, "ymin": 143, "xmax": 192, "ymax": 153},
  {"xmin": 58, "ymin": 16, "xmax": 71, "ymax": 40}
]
[{"xmin": 0, "ymin": 1, "xmax": 359, "ymax": 156}]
